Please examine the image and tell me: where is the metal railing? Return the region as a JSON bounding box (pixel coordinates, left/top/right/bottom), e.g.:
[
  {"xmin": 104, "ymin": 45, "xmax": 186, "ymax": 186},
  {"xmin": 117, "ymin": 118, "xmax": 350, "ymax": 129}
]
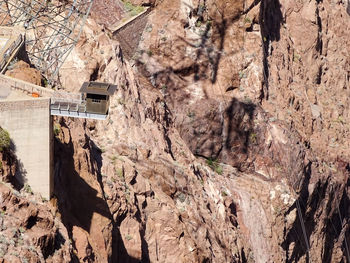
[
  {"xmin": 51, "ymin": 90, "xmax": 86, "ymax": 112},
  {"xmin": 50, "ymin": 98, "xmax": 86, "ymax": 112}
]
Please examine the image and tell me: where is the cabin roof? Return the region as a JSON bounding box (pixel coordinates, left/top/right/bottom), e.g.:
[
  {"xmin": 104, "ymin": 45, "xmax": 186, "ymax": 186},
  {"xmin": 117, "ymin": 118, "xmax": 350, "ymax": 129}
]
[{"xmin": 79, "ymin": 81, "xmax": 117, "ymax": 96}]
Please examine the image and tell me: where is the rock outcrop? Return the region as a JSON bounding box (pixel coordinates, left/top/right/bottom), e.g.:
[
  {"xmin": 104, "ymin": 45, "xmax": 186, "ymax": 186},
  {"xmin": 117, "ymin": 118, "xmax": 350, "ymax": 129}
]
[
  {"xmin": 132, "ymin": 0, "xmax": 350, "ymax": 261},
  {"xmin": 0, "ymin": 183, "xmax": 73, "ymax": 263},
  {"xmin": 5, "ymin": 61, "xmax": 42, "ymax": 86},
  {"xmin": 0, "ymin": 152, "xmax": 72, "ymax": 262},
  {"xmin": 54, "ymin": 118, "xmax": 113, "ymax": 262}
]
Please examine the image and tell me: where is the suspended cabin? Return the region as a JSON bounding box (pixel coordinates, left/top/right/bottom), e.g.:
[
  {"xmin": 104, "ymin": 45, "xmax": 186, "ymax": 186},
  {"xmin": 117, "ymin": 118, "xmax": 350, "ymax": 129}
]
[{"xmin": 79, "ymin": 81, "xmax": 117, "ymax": 115}]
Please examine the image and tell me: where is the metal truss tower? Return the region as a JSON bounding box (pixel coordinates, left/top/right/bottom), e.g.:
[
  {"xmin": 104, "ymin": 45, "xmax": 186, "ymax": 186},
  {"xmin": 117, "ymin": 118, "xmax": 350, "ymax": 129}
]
[{"xmin": 0, "ymin": 0, "xmax": 93, "ymax": 82}]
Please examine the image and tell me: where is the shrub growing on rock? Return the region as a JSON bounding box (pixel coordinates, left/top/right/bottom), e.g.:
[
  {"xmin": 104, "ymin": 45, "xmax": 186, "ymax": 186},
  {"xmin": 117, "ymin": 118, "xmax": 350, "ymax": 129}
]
[{"xmin": 0, "ymin": 128, "xmax": 10, "ymax": 152}]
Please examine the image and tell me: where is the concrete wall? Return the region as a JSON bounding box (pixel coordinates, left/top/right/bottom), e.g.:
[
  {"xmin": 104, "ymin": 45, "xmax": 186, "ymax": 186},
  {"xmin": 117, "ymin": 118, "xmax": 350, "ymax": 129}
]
[
  {"xmin": 113, "ymin": 8, "xmax": 151, "ymax": 58},
  {"xmin": 0, "ymin": 98, "xmax": 53, "ymax": 199},
  {"xmin": 0, "ymin": 74, "xmax": 54, "ymax": 98}
]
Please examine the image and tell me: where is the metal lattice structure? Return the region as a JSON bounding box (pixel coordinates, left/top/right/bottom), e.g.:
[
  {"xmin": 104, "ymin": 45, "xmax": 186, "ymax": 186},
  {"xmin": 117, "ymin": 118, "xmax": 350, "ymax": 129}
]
[{"xmin": 0, "ymin": 0, "xmax": 93, "ymax": 81}]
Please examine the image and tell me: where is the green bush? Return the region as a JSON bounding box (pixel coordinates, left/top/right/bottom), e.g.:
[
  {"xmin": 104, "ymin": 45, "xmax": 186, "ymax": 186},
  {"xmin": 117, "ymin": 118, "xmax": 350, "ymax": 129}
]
[
  {"xmin": 0, "ymin": 128, "xmax": 10, "ymax": 152},
  {"xmin": 215, "ymin": 165, "xmax": 223, "ymax": 175},
  {"xmin": 116, "ymin": 168, "xmax": 123, "ymax": 178},
  {"xmin": 123, "ymin": 1, "xmax": 144, "ymax": 16},
  {"xmin": 147, "ymin": 49, "xmax": 153, "ymax": 56},
  {"xmin": 123, "ymin": 1, "xmax": 134, "ymax": 11},
  {"xmin": 53, "ymin": 123, "xmax": 61, "ymax": 137},
  {"xmin": 206, "ymin": 158, "xmax": 223, "ymax": 175},
  {"xmin": 23, "ymin": 183, "xmax": 33, "ymax": 194},
  {"xmin": 130, "ymin": 6, "xmax": 144, "ymax": 16},
  {"xmin": 125, "ymin": 234, "xmax": 133, "ymax": 241}
]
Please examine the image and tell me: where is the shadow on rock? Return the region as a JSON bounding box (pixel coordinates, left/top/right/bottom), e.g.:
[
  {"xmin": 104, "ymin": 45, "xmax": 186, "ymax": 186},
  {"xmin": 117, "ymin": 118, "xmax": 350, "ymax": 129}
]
[
  {"xmin": 282, "ymin": 162, "xmax": 350, "ymax": 263},
  {"xmin": 175, "ymin": 97, "xmax": 257, "ymax": 170},
  {"xmin": 259, "ymin": 0, "xmax": 283, "ymax": 98},
  {"xmin": 0, "ymin": 139, "xmax": 27, "ymax": 190},
  {"xmin": 53, "ymin": 119, "xmax": 140, "ymax": 262},
  {"xmin": 54, "ymin": 137, "xmax": 111, "ymax": 234}
]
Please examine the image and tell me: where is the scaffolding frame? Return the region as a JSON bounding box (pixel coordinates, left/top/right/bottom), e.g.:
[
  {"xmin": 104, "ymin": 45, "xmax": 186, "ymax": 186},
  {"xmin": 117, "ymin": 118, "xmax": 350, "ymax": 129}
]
[{"xmin": 0, "ymin": 0, "xmax": 93, "ymax": 82}]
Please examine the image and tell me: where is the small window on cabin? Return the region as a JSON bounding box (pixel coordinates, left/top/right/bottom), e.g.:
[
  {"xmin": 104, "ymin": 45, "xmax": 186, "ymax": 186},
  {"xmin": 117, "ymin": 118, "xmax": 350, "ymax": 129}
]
[{"xmin": 86, "ymin": 93, "xmax": 107, "ymax": 101}]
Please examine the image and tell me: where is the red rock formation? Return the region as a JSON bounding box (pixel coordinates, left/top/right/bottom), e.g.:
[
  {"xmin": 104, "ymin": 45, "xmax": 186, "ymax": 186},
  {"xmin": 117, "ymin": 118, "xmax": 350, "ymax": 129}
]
[
  {"xmin": 0, "ymin": 183, "xmax": 72, "ymax": 262},
  {"xmin": 54, "ymin": 118, "xmax": 113, "ymax": 262},
  {"xmin": 1, "ymin": 0, "xmax": 349, "ymax": 262},
  {"xmin": 5, "ymin": 61, "xmax": 42, "ymax": 86}
]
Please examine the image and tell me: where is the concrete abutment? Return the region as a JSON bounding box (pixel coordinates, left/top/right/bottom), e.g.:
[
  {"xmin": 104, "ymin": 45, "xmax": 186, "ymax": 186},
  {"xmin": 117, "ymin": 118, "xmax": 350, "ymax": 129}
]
[{"xmin": 0, "ymin": 98, "xmax": 53, "ymax": 199}]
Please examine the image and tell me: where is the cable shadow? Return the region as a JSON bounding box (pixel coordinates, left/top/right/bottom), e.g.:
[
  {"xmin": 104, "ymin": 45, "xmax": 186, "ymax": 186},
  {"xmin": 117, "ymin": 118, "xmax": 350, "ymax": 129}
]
[
  {"xmin": 136, "ymin": 1, "xmax": 244, "ymax": 94},
  {"xmin": 259, "ymin": 0, "xmax": 283, "ymax": 99},
  {"xmin": 282, "ymin": 162, "xmax": 350, "ymax": 262}
]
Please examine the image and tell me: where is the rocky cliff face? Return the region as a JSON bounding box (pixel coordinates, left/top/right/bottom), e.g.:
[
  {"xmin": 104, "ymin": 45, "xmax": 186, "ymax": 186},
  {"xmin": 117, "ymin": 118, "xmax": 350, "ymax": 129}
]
[
  {"xmin": 131, "ymin": 0, "xmax": 350, "ymax": 261},
  {"xmin": 55, "ymin": 0, "xmax": 350, "ymax": 262},
  {"xmin": 1, "ymin": 0, "xmax": 349, "ymax": 262},
  {"xmin": 0, "ymin": 144, "xmax": 73, "ymax": 262}
]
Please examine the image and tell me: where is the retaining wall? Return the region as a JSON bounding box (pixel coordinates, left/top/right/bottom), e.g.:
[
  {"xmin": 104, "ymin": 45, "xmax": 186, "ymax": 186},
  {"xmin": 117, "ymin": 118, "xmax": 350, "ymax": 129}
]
[
  {"xmin": 113, "ymin": 8, "xmax": 151, "ymax": 58},
  {"xmin": 0, "ymin": 74, "xmax": 54, "ymax": 97}
]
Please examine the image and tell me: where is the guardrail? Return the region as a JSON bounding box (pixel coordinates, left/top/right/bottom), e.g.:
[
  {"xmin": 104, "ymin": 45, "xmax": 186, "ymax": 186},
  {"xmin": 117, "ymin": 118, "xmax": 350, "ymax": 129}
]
[
  {"xmin": 50, "ymin": 109, "xmax": 107, "ymax": 120},
  {"xmin": 50, "ymin": 98, "xmax": 86, "ymax": 112},
  {"xmin": 0, "ymin": 73, "xmax": 88, "ymax": 112}
]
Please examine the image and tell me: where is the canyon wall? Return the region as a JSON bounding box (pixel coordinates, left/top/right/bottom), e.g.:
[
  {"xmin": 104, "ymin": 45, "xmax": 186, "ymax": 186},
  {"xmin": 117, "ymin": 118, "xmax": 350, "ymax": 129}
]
[
  {"xmin": 55, "ymin": 0, "xmax": 350, "ymax": 261},
  {"xmin": 0, "ymin": 0, "xmax": 349, "ymax": 262}
]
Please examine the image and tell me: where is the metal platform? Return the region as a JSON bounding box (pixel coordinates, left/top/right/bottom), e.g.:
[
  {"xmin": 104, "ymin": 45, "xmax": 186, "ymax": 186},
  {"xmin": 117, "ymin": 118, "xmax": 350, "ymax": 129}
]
[
  {"xmin": 50, "ymin": 94, "xmax": 107, "ymax": 120},
  {"xmin": 50, "ymin": 109, "xmax": 107, "ymax": 120},
  {"xmin": 1, "ymin": 73, "xmax": 110, "ymax": 120}
]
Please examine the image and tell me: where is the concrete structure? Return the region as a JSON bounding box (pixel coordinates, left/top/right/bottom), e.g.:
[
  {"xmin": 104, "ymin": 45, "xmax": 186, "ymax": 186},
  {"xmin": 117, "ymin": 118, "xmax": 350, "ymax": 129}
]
[
  {"xmin": 0, "ymin": 73, "xmax": 54, "ymax": 97},
  {"xmin": 0, "ymin": 74, "xmax": 116, "ymax": 199},
  {"xmin": 0, "ymin": 74, "xmax": 110, "ymax": 120},
  {"xmin": 0, "ymin": 66, "xmax": 117, "ymax": 199},
  {"xmin": 0, "ymin": 97, "xmax": 53, "ymax": 199},
  {"xmin": 113, "ymin": 7, "xmax": 151, "ymax": 58},
  {"xmin": 0, "ymin": 26, "xmax": 24, "ymax": 73}
]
